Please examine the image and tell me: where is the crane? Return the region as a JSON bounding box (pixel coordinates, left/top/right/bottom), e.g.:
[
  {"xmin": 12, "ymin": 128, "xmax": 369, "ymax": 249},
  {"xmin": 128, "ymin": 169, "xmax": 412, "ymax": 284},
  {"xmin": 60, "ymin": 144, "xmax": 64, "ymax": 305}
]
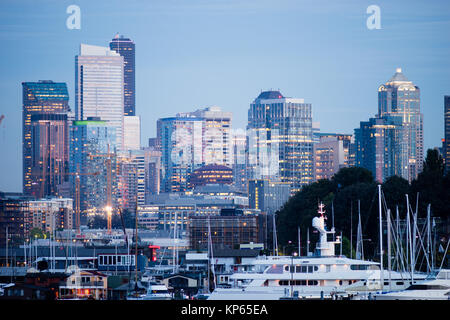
[{"xmin": 88, "ymin": 144, "xmax": 116, "ymax": 234}]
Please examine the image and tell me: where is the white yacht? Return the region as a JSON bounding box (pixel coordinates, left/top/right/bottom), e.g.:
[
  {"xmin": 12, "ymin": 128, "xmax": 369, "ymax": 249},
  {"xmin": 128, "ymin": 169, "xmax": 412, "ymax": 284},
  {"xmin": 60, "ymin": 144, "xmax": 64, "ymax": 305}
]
[
  {"xmin": 373, "ymin": 269, "xmax": 450, "ymax": 300},
  {"xmin": 209, "ymin": 203, "xmax": 427, "ymax": 300},
  {"xmin": 127, "ymin": 282, "xmax": 172, "ymax": 300}
]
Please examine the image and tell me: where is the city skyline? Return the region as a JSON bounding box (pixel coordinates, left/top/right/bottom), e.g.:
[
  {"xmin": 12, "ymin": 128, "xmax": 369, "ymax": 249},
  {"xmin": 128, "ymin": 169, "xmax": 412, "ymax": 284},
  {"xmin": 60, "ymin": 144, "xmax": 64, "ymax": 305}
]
[{"xmin": 1, "ymin": 0, "xmax": 450, "ymax": 192}]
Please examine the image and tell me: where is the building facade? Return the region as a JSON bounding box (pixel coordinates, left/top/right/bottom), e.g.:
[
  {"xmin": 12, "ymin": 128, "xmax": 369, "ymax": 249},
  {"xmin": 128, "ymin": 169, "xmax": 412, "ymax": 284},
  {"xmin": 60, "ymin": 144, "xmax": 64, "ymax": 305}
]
[
  {"xmin": 109, "ymin": 34, "xmax": 135, "ymax": 116},
  {"xmin": 189, "ymin": 209, "xmax": 266, "ymax": 250},
  {"xmin": 248, "ymin": 179, "xmax": 291, "ymax": 214},
  {"xmin": 247, "ymin": 90, "xmax": 313, "ymax": 194},
  {"xmin": 188, "ymin": 164, "xmax": 233, "ymax": 188},
  {"xmin": 377, "ymin": 68, "xmax": 424, "ymax": 182},
  {"xmin": 69, "ymin": 118, "xmax": 117, "ymax": 224},
  {"xmin": 157, "ymin": 117, "xmax": 204, "ymax": 192},
  {"xmin": 123, "ymin": 115, "xmax": 141, "ymax": 151},
  {"xmin": 313, "ymin": 137, "xmax": 346, "ymax": 181},
  {"xmin": 75, "ymin": 44, "xmax": 124, "ymax": 151},
  {"xmin": 0, "ymin": 193, "xmax": 31, "ymax": 247},
  {"xmin": 355, "ymin": 116, "xmax": 404, "ymax": 182},
  {"xmin": 445, "ymin": 96, "xmax": 450, "ymax": 174},
  {"xmin": 178, "ymin": 106, "xmax": 233, "ymax": 167},
  {"xmin": 22, "ymin": 81, "xmax": 70, "ymax": 198},
  {"xmin": 27, "ymin": 198, "xmax": 73, "ymax": 233}
]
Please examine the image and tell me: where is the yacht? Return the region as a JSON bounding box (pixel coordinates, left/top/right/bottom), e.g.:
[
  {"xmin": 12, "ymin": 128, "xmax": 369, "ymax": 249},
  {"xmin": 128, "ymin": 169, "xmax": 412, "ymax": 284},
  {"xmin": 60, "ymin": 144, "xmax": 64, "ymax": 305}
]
[
  {"xmin": 127, "ymin": 282, "xmax": 172, "ymax": 300},
  {"xmin": 373, "ymin": 269, "xmax": 450, "ymax": 300},
  {"xmin": 209, "ymin": 203, "xmax": 427, "ymax": 300}
]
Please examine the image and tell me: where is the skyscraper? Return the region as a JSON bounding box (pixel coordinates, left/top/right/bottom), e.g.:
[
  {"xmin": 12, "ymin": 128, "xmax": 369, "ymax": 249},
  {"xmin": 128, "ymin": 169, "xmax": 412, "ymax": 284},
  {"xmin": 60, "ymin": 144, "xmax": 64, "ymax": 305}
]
[
  {"xmin": 247, "ymin": 90, "xmax": 313, "ymax": 194},
  {"xmin": 231, "ymin": 129, "xmax": 247, "ymax": 193},
  {"xmin": 110, "ymin": 34, "xmax": 136, "ymax": 116},
  {"xmin": 378, "ymin": 68, "xmax": 423, "ymax": 182},
  {"xmin": 123, "ymin": 115, "xmax": 141, "ymax": 151},
  {"xmin": 445, "ymin": 96, "xmax": 450, "ymax": 174},
  {"xmin": 22, "ymin": 81, "xmax": 70, "ymax": 198},
  {"xmin": 157, "ymin": 116, "xmax": 203, "ymax": 192},
  {"xmin": 355, "ymin": 116, "xmax": 404, "ymax": 182},
  {"xmin": 178, "ymin": 106, "xmax": 233, "ymax": 167},
  {"xmin": 69, "ymin": 118, "xmax": 117, "ymax": 224},
  {"xmin": 116, "ymin": 149, "xmax": 146, "ymax": 210},
  {"xmin": 313, "ymin": 137, "xmax": 346, "ymax": 181},
  {"xmin": 158, "ymin": 106, "xmax": 233, "ymax": 193},
  {"xmin": 75, "ymin": 44, "xmax": 124, "ymax": 151}
]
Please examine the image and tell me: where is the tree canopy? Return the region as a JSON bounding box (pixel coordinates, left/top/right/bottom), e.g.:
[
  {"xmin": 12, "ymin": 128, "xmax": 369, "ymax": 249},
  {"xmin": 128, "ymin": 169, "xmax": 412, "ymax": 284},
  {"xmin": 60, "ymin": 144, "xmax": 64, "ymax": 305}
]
[{"xmin": 275, "ymin": 148, "xmax": 449, "ymax": 261}]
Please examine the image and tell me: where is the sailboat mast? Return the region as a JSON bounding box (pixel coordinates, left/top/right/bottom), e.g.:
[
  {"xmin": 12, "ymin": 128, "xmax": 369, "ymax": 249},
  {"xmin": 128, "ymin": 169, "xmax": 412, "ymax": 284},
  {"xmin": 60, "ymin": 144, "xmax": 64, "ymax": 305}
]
[
  {"xmin": 406, "ymin": 194, "xmax": 414, "ymax": 283},
  {"xmin": 387, "ymin": 209, "xmax": 392, "ymax": 291},
  {"xmin": 427, "ymin": 204, "xmax": 431, "ymax": 274},
  {"xmin": 378, "ymin": 185, "xmax": 384, "ymax": 290}
]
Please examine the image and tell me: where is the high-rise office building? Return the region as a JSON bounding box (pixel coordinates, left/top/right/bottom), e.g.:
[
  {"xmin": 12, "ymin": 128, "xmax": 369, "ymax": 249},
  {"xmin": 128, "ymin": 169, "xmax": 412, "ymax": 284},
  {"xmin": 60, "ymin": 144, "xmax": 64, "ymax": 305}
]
[
  {"xmin": 109, "ymin": 34, "xmax": 135, "ymax": 116},
  {"xmin": 69, "ymin": 118, "xmax": 117, "ymax": 224},
  {"xmin": 318, "ymin": 133, "xmax": 353, "ymax": 167},
  {"xmin": 157, "ymin": 117, "xmax": 203, "ymax": 192},
  {"xmin": 313, "ymin": 137, "xmax": 346, "ymax": 181},
  {"xmin": 142, "ymin": 147, "xmax": 162, "ymax": 197},
  {"xmin": 247, "ymin": 90, "xmax": 313, "ymax": 194},
  {"xmin": 116, "ymin": 150, "xmax": 146, "ymax": 210},
  {"xmin": 178, "ymin": 106, "xmax": 233, "ymax": 167},
  {"xmin": 22, "ymin": 81, "xmax": 70, "ymax": 198},
  {"xmin": 445, "ymin": 96, "xmax": 450, "ymax": 174},
  {"xmin": 158, "ymin": 106, "xmax": 233, "ymax": 193},
  {"xmin": 231, "ymin": 129, "xmax": 247, "ymax": 193},
  {"xmin": 378, "ymin": 68, "xmax": 424, "ymax": 182},
  {"xmin": 123, "ymin": 115, "xmax": 141, "ymax": 151},
  {"xmin": 75, "ymin": 44, "xmax": 124, "ymax": 151},
  {"xmin": 355, "ymin": 116, "xmax": 404, "ymax": 182}
]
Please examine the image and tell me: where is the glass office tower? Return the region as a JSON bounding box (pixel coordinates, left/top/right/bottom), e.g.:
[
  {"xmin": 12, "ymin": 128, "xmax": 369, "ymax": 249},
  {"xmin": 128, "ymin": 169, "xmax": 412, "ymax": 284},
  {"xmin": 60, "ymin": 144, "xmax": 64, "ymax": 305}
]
[
  {"xmin": 355, "ymin": 116, "xmax": 404, "ymax": 182},
  {"xmin": 22, "ymin": 81, "xmax": 70, "ymax": 198},
  {"xmin": 157, "ymin": 117, "xmax": 203, "ymax": 193},
  {"xmin": 247, "ymin": 90, "xmax": 313, "ymax": 194},
  {"xmin": 69, "ymin": 118, "xmax": 117, "ymax": 224},
  {"xmin": 110, "ymin": 34, "xmax": 136, "ymax": 116}
]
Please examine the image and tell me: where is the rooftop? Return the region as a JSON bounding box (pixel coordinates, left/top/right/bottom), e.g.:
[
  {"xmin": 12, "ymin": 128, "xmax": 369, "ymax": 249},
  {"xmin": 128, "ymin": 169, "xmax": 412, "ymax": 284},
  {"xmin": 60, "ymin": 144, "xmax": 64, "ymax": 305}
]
[{"xmin": 256, "ymin": 90, "xmax": 284, "ymax": 100}]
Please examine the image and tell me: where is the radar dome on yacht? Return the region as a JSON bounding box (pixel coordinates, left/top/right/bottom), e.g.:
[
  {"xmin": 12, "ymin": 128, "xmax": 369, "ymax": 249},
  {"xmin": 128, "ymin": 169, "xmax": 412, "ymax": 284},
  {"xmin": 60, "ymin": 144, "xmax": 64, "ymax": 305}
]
[{"xmin": 312, "ymin": 216, "xmax": 325, "ymax": 233}]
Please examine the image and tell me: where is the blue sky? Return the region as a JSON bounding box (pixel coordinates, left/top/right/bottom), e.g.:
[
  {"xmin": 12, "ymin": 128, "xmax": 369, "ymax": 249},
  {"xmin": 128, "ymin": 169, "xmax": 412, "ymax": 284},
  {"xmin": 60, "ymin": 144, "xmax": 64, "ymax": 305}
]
[{"xmin": 0, "ymin": 0, "xmax": 449, "ymax": 192}]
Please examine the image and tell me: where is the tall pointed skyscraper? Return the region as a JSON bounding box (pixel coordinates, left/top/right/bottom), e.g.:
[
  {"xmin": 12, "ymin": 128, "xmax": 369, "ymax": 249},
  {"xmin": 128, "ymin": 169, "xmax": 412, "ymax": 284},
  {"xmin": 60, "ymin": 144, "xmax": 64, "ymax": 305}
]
[
  {"xmin": 110, "ymin": 34, "xmax": 135, "ymax": 116},
  {"xmin": 378, "ymin": 68, "xmax": 424, "ymax": 182}
]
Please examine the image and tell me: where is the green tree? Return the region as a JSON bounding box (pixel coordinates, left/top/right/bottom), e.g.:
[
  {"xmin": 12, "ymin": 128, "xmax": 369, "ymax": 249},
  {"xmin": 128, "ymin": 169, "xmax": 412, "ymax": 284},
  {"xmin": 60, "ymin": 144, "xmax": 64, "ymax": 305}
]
[
  {"xmin": 411, "ymin": 149, "xmax": 449, "ymax": 219},
  {"xmin": 382, "ymin": 175, "xmax": 410, "ymax": 217},
  {"xmin": 29, "ymin": 228, "xmax": 49, "ymax": 240},
  {"xmin": 332, "ymin": 167, "xmax": 374, "ymax": 189}
]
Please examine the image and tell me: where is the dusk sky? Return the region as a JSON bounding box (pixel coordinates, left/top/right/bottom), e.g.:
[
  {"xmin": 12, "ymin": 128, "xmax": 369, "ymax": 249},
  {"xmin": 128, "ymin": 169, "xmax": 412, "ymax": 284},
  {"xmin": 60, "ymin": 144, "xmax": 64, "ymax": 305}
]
[{"xmin": 0, "ymin": 0, "xmax": 449, "ymax": 192}]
